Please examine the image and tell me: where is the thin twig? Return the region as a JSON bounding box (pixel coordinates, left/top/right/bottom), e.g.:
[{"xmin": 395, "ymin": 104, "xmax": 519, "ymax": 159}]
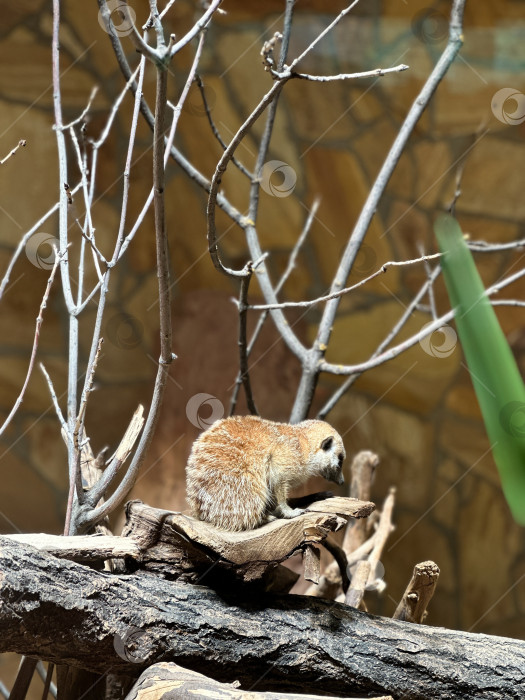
[
  {"xmin": 39, "ymin": 363, "xmax": 67, "ymax": 430},
  {"xmin": 0, "ymin": 139, "xmax": 26, "ymax": 165},
  {"xmin": 194, "ymin": 74, "xmax": 253, "ymax": 179},
  {"xmin": 418, "ymin": 243, "xmax": 438, "ymax": 321},
  {"xmin": 0, "ymin": 182, "xmax": 82, "ymax": 302},
  {"xmin": 0, "ymin": 249, "xmax": 62, "ymax": 437},
  {"xmin": 74, "ymin": 338, "xmax": 103, "ymax": 462},
  {"xmin": 229, "ymin": 199, "xmax": 319, "ymax": 415},
  {"xmin": 273, "ymin": 64, "xmax": 409, "ymax": 82},
  {"xmin": 318, "ymin": 266, "xmax": 441, "ymax": 418},
  {"xmin": 168, "ymin": 0, "xmax": 223, "ymax": 56},
  {"xmin": 319, "ymin": 255, "xmax": 525, "ymax": 376},
  {"xmin": 246, "ymin": 254, "xmax": 441, "ymax": 311},
  {"xmin": 60, "ymin": 87, "xmax": 98, "ymax": 130},
  {"xmin": 237, "ymin": 263, "xmax": 259, "ymax": 415}
]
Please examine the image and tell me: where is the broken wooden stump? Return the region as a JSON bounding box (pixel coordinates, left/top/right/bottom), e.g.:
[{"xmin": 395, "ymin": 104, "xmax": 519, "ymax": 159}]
[{"xmin": 121, "ymin": 496, "xmax": 375, "ymax": 591}]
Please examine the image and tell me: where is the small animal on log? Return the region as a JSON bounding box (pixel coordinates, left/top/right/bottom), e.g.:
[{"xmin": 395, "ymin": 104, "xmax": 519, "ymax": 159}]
[{"xmin": 186, "ymin": 416, "xmax": 345, "ymax": 531}]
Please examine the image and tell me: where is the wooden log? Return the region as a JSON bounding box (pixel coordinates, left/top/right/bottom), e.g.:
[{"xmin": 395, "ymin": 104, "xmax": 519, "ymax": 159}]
[
  {"xmin": 125, "ymin": 663, "xmax": 393, "ymax": 700},
  {"xmin": 1, "ymin": 537, "xmax": 524, "ymax": 700}
]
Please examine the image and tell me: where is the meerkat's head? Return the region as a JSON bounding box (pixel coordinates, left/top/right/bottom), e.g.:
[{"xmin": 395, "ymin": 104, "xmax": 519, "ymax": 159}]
[{"xmin": 301, "ymin": 420, "xmax": 345, "ymax": 486}]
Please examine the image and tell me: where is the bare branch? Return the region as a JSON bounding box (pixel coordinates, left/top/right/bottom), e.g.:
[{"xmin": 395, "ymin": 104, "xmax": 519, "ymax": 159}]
[
  {"xmin": 318, "ymin": 266, "xmax": 441, "ymax": 418},
  {"xmin": 229, "ymin": 199, "xmax": 319, "ymax": 415},
  {"xmin": 168, "ymin": 0, "xmax": 223, "ymax": 57},
  {"xmin": 237, "ymin": 263, "xmax": 259, "ymax": 416},
  {"xmin": 0, "ymin": 139, "xmax": 26, "ymax": 165},
  {"xmin": 274, "ymin": 64, "xmax": 409, "ymax": 82},
  {"xmin": 194, "ymin": 74, "xmax": 253, "ymax": 179},
  {"xmin": 291, "ymin": 0, "xmax": 467, "ymax": 422},
  {"xmin": 0, "ymin": 182, "xmax": 82, "ymax": 302},
  {"xmin": 246, "ymin": 254, "xmax": 441, "ymax": 311},
  {"xmin": 39, "ymin": 363, "xmax": 66, "ymax": 430},
  {"xmin": 0, "ymin": 248, "xmax": 62, "ymax": 437}
]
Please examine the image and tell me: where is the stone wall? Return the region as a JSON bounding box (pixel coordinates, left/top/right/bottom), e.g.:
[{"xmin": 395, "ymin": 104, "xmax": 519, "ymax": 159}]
[{"xmin": 1, "ymin": 0, "xmax": 525, "ymax": 691}]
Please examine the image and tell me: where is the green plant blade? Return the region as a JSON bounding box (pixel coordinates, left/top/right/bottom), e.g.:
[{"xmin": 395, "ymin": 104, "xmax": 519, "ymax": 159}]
[{"xmin": 435, "ymin": 213, "xmax": 525, "ymax": 524}]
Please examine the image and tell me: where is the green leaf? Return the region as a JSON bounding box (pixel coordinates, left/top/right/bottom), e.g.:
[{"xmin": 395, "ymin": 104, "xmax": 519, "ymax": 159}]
[{"xmin": 435, "ymin": 213, "xmax": 525, "ymax": 524}]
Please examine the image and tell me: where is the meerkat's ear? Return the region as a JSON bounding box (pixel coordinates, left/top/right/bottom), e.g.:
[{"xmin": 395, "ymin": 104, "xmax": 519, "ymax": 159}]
[{"xmin": 321, "ymin": 436, "xmax": 334, "ymax": 451}]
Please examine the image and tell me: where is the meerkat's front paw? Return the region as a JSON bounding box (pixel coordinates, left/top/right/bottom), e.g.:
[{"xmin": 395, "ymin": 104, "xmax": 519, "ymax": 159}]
[{"xmin": 273, "ymin": 505, "xmax": 306, "ymax": 520}]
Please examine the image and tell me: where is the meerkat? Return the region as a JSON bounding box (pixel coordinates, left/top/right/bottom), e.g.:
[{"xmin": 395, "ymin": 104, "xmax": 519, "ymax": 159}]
[{"xmin": 185, "ymin": 415, "xmax": 345, "ymax": 531}]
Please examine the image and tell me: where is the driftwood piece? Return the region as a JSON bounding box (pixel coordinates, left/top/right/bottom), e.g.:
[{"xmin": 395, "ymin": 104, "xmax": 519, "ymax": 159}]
[
  {"xmin": 1, "ymin": 538, "xmax": 525, "ymax": 700},
  {"xmin": 307, "ymin": 451, "xmax": 380, "ymax": 598},
  {"xmin": 345, "ymin": 560, "xmax": 371, "ymax": 609},
  {"xmin": 393, "ymin": 560, "xmax": 440, "ymax": 623},
  {"xmin": 121, "ymin": 497, "xmax": 374, "ymax": 589},
  {"xmin": 125, "ymin": 663, "xmax": 394, "ymax": 700},
  {"xmin": 2, "ymin": 533, "xmax": 141, "ymax": 561}
]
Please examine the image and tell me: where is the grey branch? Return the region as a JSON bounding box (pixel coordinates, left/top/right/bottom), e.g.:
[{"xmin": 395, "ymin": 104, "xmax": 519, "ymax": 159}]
[
  {"xmin": 1, "ymin": 537, "xmax": 524, "ymax": 700},
  {"xmin": 290, "ymin": 0, "xmax": 467, "ymax": 422}
]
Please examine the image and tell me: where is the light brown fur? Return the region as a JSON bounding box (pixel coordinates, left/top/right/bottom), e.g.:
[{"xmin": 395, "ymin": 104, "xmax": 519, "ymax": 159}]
[{"xmin": 185, "ymin": 416, "xmax": 345, "ymax": 531}]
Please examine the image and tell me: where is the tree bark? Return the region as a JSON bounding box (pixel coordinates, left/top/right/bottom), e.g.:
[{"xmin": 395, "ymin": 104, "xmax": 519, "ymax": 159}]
[{"xmin": 1, "ymin": 537, "xmax": 524, "ymax": 700}]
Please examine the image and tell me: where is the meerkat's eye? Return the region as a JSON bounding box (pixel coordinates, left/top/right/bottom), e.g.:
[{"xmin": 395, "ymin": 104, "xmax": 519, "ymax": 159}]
[
  {"xmin": 338, "ymin": 453, "xmax": 344, "ymax": 467},
  {"xmin": 321, "ymin": 436, "xmax": 334, "ymax": 451}
]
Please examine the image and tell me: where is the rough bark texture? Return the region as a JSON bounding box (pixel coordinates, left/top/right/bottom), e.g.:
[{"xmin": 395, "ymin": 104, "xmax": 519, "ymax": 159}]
[{"xmin": 1, "ymin": 537, "xmax": 525, "ymax": 699}]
